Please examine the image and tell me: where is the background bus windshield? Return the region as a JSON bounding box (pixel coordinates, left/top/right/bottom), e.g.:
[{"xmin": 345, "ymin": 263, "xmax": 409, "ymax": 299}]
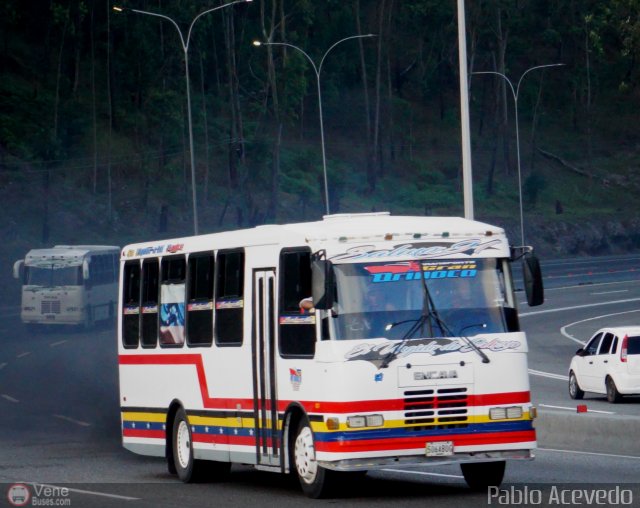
[
  {"xmin": 26, "ymin": 265, "xmax": 82, "ymax": 287},
  {"xmin": 331, "ymin": 259, "xmax": 518, "ymax": 340}
]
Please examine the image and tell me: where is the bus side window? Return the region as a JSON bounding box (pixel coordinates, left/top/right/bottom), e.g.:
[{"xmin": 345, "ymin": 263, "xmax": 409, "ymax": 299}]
[
  {"xmin": 215, "ymin": 250, "xmax": 244, "ymax": 346},
  {"xmin": 279, "ymin": 249, "xmax": 315, "ymax": 358},
  {"xmin": 159, "ymin": 256, "xmax": 186, "ymax": 346},
  {"xmin": 141, "ymin": 259, "xmax": 159, "ymax": 348},
  {"xmin": 122, "ymin": 261, "xmax": 141, "ymax": 348},
  {"xmin": 187, "ymin": 253, "xmax": 214, "ymax": 347}
]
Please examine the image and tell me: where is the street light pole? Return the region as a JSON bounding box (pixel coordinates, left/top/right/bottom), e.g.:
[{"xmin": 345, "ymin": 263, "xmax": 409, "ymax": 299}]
[
  {"xmin": 114, "ymin": 1, "xmax": 252, "ymax": 235},
  {"xmin": 456, "ymin": 0, "xmax": 474, "ymax": 221},
  {"xmin": 254, "ymin": 35, "xmax": 376, "ymax": 216},
  {"xmin": 473, "ymin": 63, "xmax": 564, "ymax": 246}
]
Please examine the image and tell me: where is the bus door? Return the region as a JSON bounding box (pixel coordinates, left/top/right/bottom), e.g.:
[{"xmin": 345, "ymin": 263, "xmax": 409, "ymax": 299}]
[{"xmin": 251, "ymin": 269, "xmax": 280, "ymax": 466}]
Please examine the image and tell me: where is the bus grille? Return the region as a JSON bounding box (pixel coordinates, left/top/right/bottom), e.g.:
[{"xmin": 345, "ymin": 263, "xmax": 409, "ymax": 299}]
[
  {"xmin": 41, "ymin": 300, "xmax": 61, "ymax": 314},
  {"xmin": 404, "ymin": 387, "xmax": 469, "ymax": 430}
]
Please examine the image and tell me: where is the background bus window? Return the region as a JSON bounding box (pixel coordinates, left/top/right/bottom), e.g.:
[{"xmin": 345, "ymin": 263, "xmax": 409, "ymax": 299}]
[
  {"xmin": 122, "ymin": 261, "xmax": 140, "ymax": 348},
  {"xmin": 187, "ymin": 253, "xmax": 214, "ymax": 346},
  {"xmin": 215, "ymin": 250, "xmax": 244, "ymax": 345},
  {"xmin": 159, "ymin": 256, "xmax": 186, "ymax": 346},
  {"xmin": 141, "ymin": 259, "xmax": 159, "ymax": 347},
  {"xmin": 279, "ymin": 249, "xmax": 315, "ymax": 357}
]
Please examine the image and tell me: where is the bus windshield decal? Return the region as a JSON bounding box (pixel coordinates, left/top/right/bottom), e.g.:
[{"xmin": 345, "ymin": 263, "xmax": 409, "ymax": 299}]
[
  {"xmin": 365, "ymin": 261, "xmax": 478, "ymax": 283},
  {"xmin": 330, "ymin": 238, "xmax": 503, "ymax": 262},
  {"xmin": 345, "ymin": 337, "xmax": 522, "ymax": 366}
]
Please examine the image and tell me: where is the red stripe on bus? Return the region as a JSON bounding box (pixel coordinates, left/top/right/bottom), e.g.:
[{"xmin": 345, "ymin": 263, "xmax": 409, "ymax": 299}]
[
  {"xmin": 315, "ymin": 430, "xmax": 536, "ymax": 453},
  {"xmin": 119, "ymin": 354, "xmax": 531, "ymax": 413},
  {"xmin": 123, "ymin": 428, "xmax": 166, "ymax": 439},
  {"xmin": 193, "ymin": 434, "xmax": 261, "ymax": 447}
]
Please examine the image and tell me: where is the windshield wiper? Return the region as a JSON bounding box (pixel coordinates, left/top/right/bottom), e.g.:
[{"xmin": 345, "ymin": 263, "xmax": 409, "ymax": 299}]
[{"xmin": 379, "ymin": 268, "xmax": 490, "ymax": 368}]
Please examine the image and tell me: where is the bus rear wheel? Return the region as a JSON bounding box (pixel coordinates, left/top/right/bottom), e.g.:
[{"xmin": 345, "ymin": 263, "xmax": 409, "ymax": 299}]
[
  {"xmin": 172, "ymin": 408, "xmax": 229, "ymax": 483},
  {"xmin": 461, "ymin": 461, "xmax": 505, "ymax": 491},
  {"xmin": 293, "ymin": 418, "xmax": 337, "ymax": 498}
]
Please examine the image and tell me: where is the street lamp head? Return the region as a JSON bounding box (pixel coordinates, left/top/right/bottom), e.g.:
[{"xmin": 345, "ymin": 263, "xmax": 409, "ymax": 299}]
[
  {"xmin": 113, "ymin": 6, "xmax": 125, "ymax": 12},
  {"xmin": 252, "ymin": 40, "xmax": 262, "ymax": 47}
]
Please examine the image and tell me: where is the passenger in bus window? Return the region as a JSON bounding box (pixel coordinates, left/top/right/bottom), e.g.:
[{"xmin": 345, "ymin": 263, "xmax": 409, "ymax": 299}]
[{"xmin": 299, "ymin": 296, "xmax": 314, "ymax": 313}]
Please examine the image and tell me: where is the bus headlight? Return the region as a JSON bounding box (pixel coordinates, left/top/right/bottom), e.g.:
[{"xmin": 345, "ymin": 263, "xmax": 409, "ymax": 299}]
[
  {"xmin": 347, "ymin": 414, "xmax": 384, "ymax": 428},
  {"xmin": 489, "ymin": 406, "xmax": 523, "ymax": 420}
]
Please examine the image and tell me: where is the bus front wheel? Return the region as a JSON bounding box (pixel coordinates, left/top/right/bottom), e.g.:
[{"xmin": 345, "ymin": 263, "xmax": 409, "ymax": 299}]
[
  {"xmin": 293, "ymin": 418, "xmax": 337, "ymax": 498},
  {"xmin": 461, "ymin": 460, "xmax": 505, "ymax": 491}
]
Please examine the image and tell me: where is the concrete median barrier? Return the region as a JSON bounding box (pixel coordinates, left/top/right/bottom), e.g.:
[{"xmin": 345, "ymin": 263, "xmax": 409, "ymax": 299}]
[{"xmin": 535, "ymin": 407, "xmax": 640, "ymax": 456}]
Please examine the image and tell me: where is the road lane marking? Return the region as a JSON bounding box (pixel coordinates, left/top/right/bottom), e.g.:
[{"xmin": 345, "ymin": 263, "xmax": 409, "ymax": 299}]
[
  {"xmin": 560, "ymin": 309, "xmax": 640, "ymax": 345},
  {"xmin": 0, "ymin": 362, "xmax": 7, "ymax": 370},
  {"xmin": 538, "ymin": 403, "xmax": 615, "ymax": 415},
  {"xmin": 382, "ymin": 469, "xmax": 463, "ymax": 479},
  {"xmin": 520, "ymin": 297, "xmax": 640, "ymax": 318},
  {"xmin": 529, "ymin": 369, "xmax": 568, "ymax": 381},
  {"xmin": 1, "ymin": 394, "xmax": 19, "ymax": 403},
  {"xmin": 53, "ymin": 414, "xmax": 91, "ymax": 427},
  {"xmin": 591, "ymin": 290, "xmax": 629, "ymax": 295},
  {"xmin": 538, "ymin": 448, "xmax": 640, "ymax": 460},
  {"xmin": 16, "ymin": 352, "xmax": 31, "ymax": 358},
  {"xmin": 521, "ymin": 280, "xmax": 638, "ymax": 292},
  {"xmin": 50, "ymin": 340, "xmax": 67, "ymax": 347},
  {"xmin": 25, "ymin": 483, "xmax": 139, "ymax": 501}
]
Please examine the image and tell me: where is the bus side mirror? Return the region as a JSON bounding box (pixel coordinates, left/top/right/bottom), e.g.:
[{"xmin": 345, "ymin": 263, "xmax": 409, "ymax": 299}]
[
  {"xmin": 522, "ymin": 254, "xmax": 544, "ymax": 307},
  {"xmin": 82, "ymin": 259, "xmax": 90, "ymax": 280},
  {"xmin": 311, "ymin": 259, "xmax": 334, "ymax": 310},
  {"xmin": 13, "ymin": 260, "xmax": 24, "ymax": 281}
]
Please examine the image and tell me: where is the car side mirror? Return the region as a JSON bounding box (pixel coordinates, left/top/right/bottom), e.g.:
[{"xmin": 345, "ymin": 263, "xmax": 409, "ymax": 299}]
[
  {"xmin": 575, "ymin": 348, "xmax": 585, "ymax": 356},
  {"xmin": 523, "ymin": 254, "xmax": 544, "ymax": 307},
  {"xmin": 311, "ymin": 259, "xmax": 334, "ymax": 310}
]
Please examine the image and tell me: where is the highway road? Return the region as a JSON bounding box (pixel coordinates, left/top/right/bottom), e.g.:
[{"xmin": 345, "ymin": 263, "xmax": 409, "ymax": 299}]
[{"xmin": 1, "ymin": 254, "xmax": 639, "ymax": 506}]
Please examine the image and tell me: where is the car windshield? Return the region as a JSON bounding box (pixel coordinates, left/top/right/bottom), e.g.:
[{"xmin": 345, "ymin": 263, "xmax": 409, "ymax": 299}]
[
  {"xmin": 26, "ymin": 265, "xmax": 82, "ymax": 286},
  {"xmin": 329, "ymin": 258, "xmax": 518, "ymax": 340}
]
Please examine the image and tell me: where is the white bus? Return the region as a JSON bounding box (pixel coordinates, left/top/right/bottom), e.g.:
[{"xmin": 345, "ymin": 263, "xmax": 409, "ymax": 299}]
[
  {"xmin": 14, "ymin": 245, "xmax": 120, "ymax": 330},
  {"xmin": 118, "ymin": 213, "xmax": 543, "ymax": 498}
]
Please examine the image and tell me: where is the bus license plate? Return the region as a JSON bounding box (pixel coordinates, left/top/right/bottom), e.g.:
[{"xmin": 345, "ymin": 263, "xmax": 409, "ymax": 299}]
[{"xmin": 425, "ymin": 441, "xmax": 454, "ymax": 457}]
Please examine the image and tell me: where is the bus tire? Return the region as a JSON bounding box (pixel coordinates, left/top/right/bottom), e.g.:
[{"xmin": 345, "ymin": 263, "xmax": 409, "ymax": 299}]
[
  {"xmin": 172, "ymin": 407, "xmax": 203, "ymax": 482},
  {"xmin": 172, "ymin": 408, "xmax": 229, "ymax": 482},
  {"xmin": 461, "ymin": 461, "xmax": 505, "ymax": 491},
  {"xmin": 83, "ymin": 306, "xmax": 94, "ymax": 330},
  {"xmin": 293, "ymin": 417, "xmax": 336, "ymax": 498}
]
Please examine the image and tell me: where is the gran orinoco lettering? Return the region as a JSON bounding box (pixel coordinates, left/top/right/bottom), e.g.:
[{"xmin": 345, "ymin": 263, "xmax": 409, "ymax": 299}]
[
  {"xmin": 330, "ymin": 238, "xmax": 503, "ymax": 262},
  {"xmin": 364, "ymin": 260, "xmax": 478, "ymax": 283}
]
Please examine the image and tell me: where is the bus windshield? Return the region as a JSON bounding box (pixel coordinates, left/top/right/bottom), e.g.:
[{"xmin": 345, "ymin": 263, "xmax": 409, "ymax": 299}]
[
  {"xmin": 26, "ymin": 265, "xmax": 83, "ymax": 287},
  {"xmin": 330, "ymin": 258, "xmax": 518, "ymax": 340}
]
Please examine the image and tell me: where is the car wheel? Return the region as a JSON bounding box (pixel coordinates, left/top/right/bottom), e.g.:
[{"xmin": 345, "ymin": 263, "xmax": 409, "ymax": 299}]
[
  {"xmin": 292, "ymin": 417, "xmax": 337, "ymax": 498},
  {"xmin": 568, "ymin": 371, "xmax": 584, "ymax": 400},
  {"xmin": 605, "ymin": 377, "xmax": 622, "ymax": 403},
  {"xmin": 461, "ymin": 461, "xmax": 506, "ymax": 491}
]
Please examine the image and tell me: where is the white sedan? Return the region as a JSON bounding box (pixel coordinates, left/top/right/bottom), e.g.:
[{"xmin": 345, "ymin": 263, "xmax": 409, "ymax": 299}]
[{"xmin": 568, "ymin": 326, "xmax": 640, "ymax": 403}]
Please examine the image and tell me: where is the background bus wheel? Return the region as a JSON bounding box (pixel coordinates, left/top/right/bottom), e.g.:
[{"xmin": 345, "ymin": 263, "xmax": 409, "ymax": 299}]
[
  {"xmin": 293, "ymin": 418, "xmax": 336, "ymax": 498},
  {"xmin": 568, "ymin": 371, "xmax": 584, "ymax": 400},
  {"xmin": 461, "ymin": 461, "xmax": 505, "ymax": 491},
  {"xmin": 83, "ymin": 306, "xmax": 93, "ymax": 331}
]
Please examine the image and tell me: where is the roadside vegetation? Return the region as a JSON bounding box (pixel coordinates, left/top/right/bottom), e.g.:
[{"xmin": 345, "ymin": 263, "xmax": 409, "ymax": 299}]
[{"xmin": 2, "ymin": 1, "xmax": 640, "ymax": 304}]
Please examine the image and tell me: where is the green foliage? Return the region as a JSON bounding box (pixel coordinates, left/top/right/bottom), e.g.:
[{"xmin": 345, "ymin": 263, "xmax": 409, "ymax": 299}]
[
  {"xmin": 523, "ymin": 172, "xmax": 548, "ymax": 206},
  {"xmin": 1, "ymin": 0, "xmax": 640, "ymax": 238}
]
